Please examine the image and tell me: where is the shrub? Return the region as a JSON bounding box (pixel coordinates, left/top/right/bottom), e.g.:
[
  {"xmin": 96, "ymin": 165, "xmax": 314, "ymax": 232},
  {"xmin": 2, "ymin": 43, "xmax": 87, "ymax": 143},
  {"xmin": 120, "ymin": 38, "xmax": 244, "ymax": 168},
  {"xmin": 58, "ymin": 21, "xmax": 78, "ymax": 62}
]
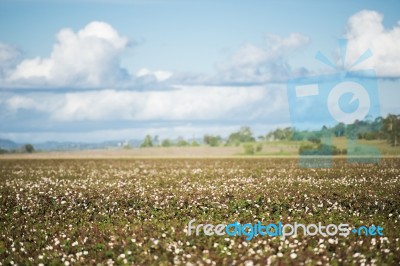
[
  {"xmin": 191, "ymin": 140, "xmax": 200, "ymax": 147},
  {"xmin": 161, "ymin": 139, "xmax": 171, "ymax": 147},
  {"xmin": 299, "ymin": 143, "xmax": 314, "ymax": 155},
  {"xmin": 203, "ymin": 135, "xmax": 221, "ymax": 147},
  {"xmin": 23, "ymin": 144, "xmax": 34, "ymax": 153},
  {"xmin": 255, "ymin": 143, "xmax": 263, "ymax": 152},
  {"xmin": 177, "ymin": 139, "xmax": 190, "ymax": 147},
  {"xmin": 243, "ymin": 143, "xmax": 254, "ymax": 155},
  {"xmin": 299, "ymin": 143, "xmax": 345, "ymax": 155}
]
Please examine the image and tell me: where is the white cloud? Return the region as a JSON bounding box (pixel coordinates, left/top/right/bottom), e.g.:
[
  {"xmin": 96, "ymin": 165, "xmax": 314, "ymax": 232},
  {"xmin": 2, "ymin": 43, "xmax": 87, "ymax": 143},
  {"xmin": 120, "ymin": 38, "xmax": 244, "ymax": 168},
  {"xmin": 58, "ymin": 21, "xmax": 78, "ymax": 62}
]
[
  {"xmin": 5, "ymin": 93, "xmax": 64, "ymax": 113},
  {"xmin": 6, "ymin": 96, "xmax": 38, "ymax": 110},
  {"xmin": 345, "ymin": 10, "xmax": 400, "ymax": 77},
  {"xmin": 4, "ymin": 85, "xmax": 287, "ymax": 122},
  {"xmin": 8, "ymin": 21, "xmax": 129, "ymax": 87},
  {"xmin": 54, "ymin": 90, "xmax": 140, "ymax": 120},
  {"xmin": 217, "ymin": 33, "xmax": 310, "ymax": 83},
  {"xmin": 136, "ymin": 68, "xmax": 173, "ymax": 82},
  {"xmin": 53, "ymin": 86, "xmax": 269, "ymax": 121}
]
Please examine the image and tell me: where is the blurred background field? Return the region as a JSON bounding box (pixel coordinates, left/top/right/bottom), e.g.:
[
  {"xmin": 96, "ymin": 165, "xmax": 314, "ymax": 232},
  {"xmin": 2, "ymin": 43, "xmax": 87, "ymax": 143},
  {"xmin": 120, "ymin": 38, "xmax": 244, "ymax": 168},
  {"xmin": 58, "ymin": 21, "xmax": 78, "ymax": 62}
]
[{"xmin": 0, "ymin": 137, "xmax": 398, "ymax": 159}]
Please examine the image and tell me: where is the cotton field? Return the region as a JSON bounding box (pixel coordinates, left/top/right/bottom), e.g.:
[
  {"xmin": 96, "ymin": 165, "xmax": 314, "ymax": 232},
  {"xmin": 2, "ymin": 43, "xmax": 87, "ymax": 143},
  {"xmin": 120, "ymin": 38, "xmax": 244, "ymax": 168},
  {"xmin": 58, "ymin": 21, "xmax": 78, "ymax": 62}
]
[{"xmin": 0, "ymin": 158, "xmax": 399, "ymax": 265}]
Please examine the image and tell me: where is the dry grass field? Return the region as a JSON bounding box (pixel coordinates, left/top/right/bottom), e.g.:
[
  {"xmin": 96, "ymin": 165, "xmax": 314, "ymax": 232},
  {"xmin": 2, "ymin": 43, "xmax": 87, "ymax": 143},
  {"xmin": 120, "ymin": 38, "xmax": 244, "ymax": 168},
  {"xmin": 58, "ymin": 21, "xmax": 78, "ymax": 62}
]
[{"xmin": 0, "ymin": 147, "xmax": 244, "ymax": 159}]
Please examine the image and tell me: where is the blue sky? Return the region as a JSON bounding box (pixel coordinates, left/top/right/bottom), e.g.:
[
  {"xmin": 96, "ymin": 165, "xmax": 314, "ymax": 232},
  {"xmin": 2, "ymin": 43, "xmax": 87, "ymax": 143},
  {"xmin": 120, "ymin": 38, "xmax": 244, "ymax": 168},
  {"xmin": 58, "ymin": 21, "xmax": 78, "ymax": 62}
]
[{"xmin": 0, "ymin": 0, "xmax": 399, "ymax": 142}]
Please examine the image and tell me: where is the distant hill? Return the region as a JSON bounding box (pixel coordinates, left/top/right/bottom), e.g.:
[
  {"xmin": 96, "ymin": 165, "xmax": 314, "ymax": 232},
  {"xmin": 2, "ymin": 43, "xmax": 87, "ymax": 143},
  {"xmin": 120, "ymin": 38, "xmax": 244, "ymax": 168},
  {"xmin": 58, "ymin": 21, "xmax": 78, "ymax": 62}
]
[
  {"xmin": 0, "ymin": 138, "xmax": 142, "ymax": 152},
  {"xmin": 34, "ymin": 140, "xmax": 142, "ymax": 151},
  {"xmin": 0, "ymin": 139, "xmax": 19, "ymax": 150}
]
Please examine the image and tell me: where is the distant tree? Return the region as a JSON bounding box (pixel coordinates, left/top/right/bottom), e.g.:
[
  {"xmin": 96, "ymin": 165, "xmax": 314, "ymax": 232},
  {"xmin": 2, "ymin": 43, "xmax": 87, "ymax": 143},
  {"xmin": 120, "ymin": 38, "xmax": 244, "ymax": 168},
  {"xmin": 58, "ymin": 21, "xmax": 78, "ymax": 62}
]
[
  {"xmin": 176, "ymin": 137, "xmax": 190, "ymax": 147},
  {"xmin": 161, "ymin": 139, "xmax": 171, "ymax": 147},
  {"xmin": 123, "ymin": 143, "xmax": 132, "ymax": 149},
  {"xmin": 346, "ymin": 119, "xmax": 369, "ymax": 139},
  {"xmin": 283, "ymin": 127, "xmax": 292, "ymax": 140},
  {"xmin": 266, "ymin": 131, "xmax": 274, "ymax": 141},
  {"xmin": 227, "ymin": 126, "xmax": 255, "ymax": 145},
  {"xmin": 203, "ymin": 135, "xmax": 221, "ymax": 147},
  {"xmin": 267, "ymin": 127, "xmax": 292, "ymax": 141},
  {"xmin": 273, "ymin": 128, "xmax": 285, "ymax": 140},
  {"xmin": 372, "ymin": 117, "xmax": 383, "ymax": 134},
  {"xmin": 382, "ymin": 114, "xmax": 400, "ymax": 146},
  {"xmin": 191, "ymin": 140, "xmax": 200, "ymax": 147},
  {"xmin": 23, "ymin": 144, "xmax": 34, "ymax": 153},
  {"xmin": 333, "ymin": 122, "xmax": 346, "ymax": 137},
  {"xmin": 140, "ymin": 135, "xmax": 153, "ymax": 148}
]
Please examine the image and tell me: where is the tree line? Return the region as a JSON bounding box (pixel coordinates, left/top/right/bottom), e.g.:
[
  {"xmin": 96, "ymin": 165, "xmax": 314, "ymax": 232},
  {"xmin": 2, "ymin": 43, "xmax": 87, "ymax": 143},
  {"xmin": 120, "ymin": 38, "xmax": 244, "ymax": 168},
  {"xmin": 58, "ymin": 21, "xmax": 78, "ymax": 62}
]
[
  {"xmin": 266, "ymin": 113, "xmax": 399, "ymax": 147},
  {"xmin": 139, "ymin": 113, "xmax": 399, "ymax": 155},
  {"xmin": 140, "ymin": 126, "xmax": 258, "ymax": 148},
  {"xmin": 0, "ymin": 144, "xmax": 35, "ymax": 154}
]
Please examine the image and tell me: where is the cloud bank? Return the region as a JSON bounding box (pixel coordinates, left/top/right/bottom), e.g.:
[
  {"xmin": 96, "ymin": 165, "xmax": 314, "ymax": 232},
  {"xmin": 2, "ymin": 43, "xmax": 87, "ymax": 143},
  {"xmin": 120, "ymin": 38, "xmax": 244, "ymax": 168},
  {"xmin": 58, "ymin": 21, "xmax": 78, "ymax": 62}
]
[
  {"xmin": 4, "ymin": 85, "xmax": 286, "ymax": 122},
  {"xmin": 216, "ymin": 33, "xmax": 310, "ymax": 84}
]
